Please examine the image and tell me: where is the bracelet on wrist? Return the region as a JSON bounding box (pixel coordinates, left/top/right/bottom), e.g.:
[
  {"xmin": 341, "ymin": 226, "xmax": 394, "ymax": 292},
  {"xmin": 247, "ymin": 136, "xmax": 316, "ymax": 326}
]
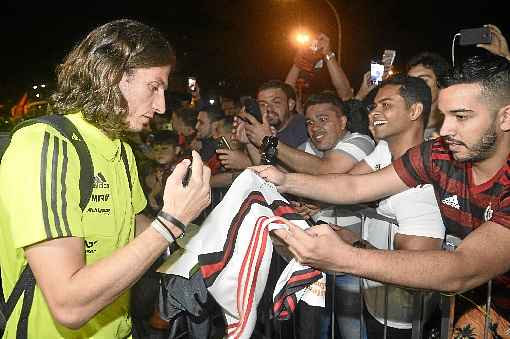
[
  {"xmin": 151, "ymin": 219, "xmax": 176, "ymax": 243},
  {"xmin": 158, "ymin": 210, "xmax": 187, "ymax": 233},
  {"xmin": 156, "ymin": 217, "xmax": 185, "ymax": 241}
]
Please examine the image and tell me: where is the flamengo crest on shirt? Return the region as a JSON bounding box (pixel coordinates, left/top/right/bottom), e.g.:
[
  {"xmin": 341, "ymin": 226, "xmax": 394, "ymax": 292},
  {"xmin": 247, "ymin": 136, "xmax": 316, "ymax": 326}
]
[
  {"xmin": 442, "ymin": 195, "xmax": 460, "ymax": 209},
  {"xmin": 484, "ymin": 204, "xmax": 493, "ymax": 222}
]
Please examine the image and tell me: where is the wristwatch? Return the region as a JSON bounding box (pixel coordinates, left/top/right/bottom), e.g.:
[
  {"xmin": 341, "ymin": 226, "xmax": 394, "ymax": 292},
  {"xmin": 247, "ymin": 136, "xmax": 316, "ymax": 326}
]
[
  {"xmin": 325, "ymin": 51, "xmax": 336, "ymax": 61},
  {"xmin": 260, "ymin": 136, "xmax": 278, "ymax": 165}
]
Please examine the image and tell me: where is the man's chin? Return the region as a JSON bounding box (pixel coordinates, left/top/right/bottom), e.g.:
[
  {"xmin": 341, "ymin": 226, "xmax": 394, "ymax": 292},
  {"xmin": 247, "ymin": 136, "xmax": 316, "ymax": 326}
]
[
  {"xmin": 313, "ymin": 142, "xmax": 333, "ymax": 152},
  {"xmin": 451, "ymin": 152, "xmax": 471, "ymax": 162}
]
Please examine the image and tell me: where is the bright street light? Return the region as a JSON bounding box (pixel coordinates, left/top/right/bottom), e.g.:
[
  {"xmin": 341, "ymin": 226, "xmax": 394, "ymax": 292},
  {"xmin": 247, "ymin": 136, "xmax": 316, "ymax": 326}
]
[
  {"xmin": 275, "ymin": 0, "xmax": 342, "ymax": 64},
  {"xmin": 294, "ymin": 31, "xmax": 311, "ymax": 45}
]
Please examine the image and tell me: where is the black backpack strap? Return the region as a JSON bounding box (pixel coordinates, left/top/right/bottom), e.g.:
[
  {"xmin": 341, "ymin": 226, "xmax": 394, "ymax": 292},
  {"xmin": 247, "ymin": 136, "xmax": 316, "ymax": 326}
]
[
  {"xmin": 0, "ymin": 115, "xmax": 94, "ymax": 338},
  {"xmin": 0, "ymin": 265, "xmax": 35, "ymax": 339},
  {"xmin": 120, "ymin": 142, "xmax": 132, "ymax": 193},
  {"xmin": 12, "ymin": 115, "xmax": 94, "ymax": 211}
]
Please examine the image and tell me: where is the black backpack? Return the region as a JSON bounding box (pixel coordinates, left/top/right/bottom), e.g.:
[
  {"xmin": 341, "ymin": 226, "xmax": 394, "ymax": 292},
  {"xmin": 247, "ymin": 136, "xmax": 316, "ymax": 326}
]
[{"xmin": 0, "ymin": 115, "xmax": 132, "ymax": 338}]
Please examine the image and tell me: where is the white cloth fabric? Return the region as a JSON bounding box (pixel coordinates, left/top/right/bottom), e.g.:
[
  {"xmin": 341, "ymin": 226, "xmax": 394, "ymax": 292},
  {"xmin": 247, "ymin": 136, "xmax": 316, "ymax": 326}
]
[
  {"xmin": 361, "ymin": 141, "xmax": 445, "ymax": 329},
  {"xmin": 158, "ymin": 170, "xmax": 321, "ymax": 338}
]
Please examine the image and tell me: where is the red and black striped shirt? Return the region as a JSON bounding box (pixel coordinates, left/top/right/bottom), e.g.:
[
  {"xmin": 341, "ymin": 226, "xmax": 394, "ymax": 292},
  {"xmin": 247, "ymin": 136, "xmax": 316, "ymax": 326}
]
[{"xmin": 393, "ymin": 137, "xmax": 510, "ymax": 316}]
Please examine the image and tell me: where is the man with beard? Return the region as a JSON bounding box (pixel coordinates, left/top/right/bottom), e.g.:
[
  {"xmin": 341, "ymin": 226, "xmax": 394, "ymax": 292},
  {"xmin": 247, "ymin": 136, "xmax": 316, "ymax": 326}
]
[
  {"xmin": 254, "ymin": 54, "xmax": 510, "ymax": 338},
  {"xmin": 236, "ymin": 80, "xmax": 308, "ymax": 165}
]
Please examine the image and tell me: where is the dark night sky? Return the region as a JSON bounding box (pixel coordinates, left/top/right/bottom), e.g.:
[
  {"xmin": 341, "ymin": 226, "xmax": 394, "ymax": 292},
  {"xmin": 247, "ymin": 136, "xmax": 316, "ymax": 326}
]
[{"xmin": 0, "ymin": 0, "xmax": 508, "ymax": 103}]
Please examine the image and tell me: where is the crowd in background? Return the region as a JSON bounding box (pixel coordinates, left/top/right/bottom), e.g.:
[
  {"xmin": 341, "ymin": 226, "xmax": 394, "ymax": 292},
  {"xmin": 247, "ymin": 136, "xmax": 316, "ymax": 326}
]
[{"xmin": 120, "ymin": 24, "xmax": 510, "ymax": 339}]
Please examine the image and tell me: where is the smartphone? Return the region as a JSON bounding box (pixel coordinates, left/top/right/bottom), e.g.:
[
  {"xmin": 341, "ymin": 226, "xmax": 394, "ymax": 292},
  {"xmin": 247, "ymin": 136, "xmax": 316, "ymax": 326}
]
[
  {"xmin": 459, "ymin": 27, "xmax": 492, "ymax": 46},
  {"xmin": 240, "ymin": 96, "xmax": 263, "ymax": 123},
  {"xmin": 187, "ymin": 77, "xmax": 197, "ymax": 92},
  {"xmin": 381, "ymin": 49, "xmax": 396, "ymax": 79},
  {"xmin": 217, "ymin": 136, "xmax": 232, "ymax": 150},
  {"xmin": 370, "ymin": 62, "xmax": 385, "ymax": 86},
  {"xmin": 382, "ymin": 49, "xmax": 396, "ymax": 68}
]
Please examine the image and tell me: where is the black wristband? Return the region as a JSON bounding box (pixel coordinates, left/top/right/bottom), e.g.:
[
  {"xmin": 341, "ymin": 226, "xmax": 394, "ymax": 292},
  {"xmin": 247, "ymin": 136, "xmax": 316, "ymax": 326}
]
[{"xmin": 158, "ymin": 210, "xmax": 187, "ymax": 233}]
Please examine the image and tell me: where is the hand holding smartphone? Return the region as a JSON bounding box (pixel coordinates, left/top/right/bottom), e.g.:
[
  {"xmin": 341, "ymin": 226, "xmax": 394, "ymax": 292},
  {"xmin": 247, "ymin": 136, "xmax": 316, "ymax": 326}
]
[
  {"xmin": 240, "ymin": 96, "xmax": 263, "ymax": 123},
  {"xmin": 369, "ymin": 49, "xmax": 397, "ymax": 86},
  {"xmin": 460, "ymin": 27, "xmax": 492, "ymax": 46}
]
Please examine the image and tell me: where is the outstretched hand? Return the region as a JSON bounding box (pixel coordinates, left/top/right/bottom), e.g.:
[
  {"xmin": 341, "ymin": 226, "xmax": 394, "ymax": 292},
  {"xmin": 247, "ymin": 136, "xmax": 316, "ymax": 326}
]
[
  {"xmin": 271, "ymin": 221, "xmax": 351, "ymax": 273},
  {"xmin": 250, "ymin": 165, "xmax": 288, "ymax": 192}
]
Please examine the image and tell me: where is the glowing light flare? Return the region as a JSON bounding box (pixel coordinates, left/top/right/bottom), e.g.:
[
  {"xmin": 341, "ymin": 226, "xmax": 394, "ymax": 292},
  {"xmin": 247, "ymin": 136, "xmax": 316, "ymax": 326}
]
[{"xmin": 294, "ymin": 31, "xmax": 311, "ymax": 46}]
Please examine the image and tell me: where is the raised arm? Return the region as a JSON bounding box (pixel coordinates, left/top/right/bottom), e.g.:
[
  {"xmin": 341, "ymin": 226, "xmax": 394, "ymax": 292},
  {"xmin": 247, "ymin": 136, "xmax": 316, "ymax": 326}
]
[
  {"xmin": 317, "ymin": 33, "xmax": 353, "ymax": 100},
  {"xmin": 285, "ymin": 64, "xmax": 301, "ymax": 89}
]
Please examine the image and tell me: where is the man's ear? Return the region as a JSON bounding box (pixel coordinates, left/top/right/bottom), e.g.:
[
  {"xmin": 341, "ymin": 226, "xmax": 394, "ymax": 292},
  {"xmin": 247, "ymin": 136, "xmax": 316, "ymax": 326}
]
[
  {"xmin": 499, "ymin": 104, "xmax": 510, "ymax": 132},
  {"xmin": 409, "ymin": 102, "xmax": 424, "ymax": 121},
  {"xmin": 118, "ymin": 72, "xmax": 131, "ymax": 94},
  {"xmin": 288, "ymin": 98, "xmax": 296, "ymax": 112},
  {"xmin": 339, "ymin": 114, "xmax": 348, "ymax": 130}
]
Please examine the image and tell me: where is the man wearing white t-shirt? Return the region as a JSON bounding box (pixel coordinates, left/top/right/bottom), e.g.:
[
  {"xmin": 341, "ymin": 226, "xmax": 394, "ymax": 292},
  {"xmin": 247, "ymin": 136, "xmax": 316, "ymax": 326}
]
[
  {"xmin": 294, "ymin": 93, "xmax": 374, "ymax": 339},
  {"xmin": 347, "ymin": 74, "xmax": 445, "ymax": 338},
  {"xmin": 296, "ymin": 92, "xmax": 374, "ymax": 225}
]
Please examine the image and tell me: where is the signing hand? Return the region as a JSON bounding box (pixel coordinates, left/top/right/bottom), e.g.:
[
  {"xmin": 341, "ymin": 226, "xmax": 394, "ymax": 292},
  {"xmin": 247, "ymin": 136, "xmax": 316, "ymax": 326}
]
[
  {"xmin": 477, "ymin": 24, "xmax": 510, "ymax": 60},
  {"xmin": 162, "ymin": 150, "xmax": 211, "ymax": 224},
  {"xmin": 216, "ymin": 149, "xmax": 252, "ymax": 170}
]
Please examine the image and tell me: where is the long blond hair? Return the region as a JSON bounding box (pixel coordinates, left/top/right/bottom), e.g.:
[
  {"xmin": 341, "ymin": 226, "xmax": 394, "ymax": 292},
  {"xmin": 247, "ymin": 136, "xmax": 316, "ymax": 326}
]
[{"xmin": 51, "ymin": 19, "xmax": 175, "ymax": 138}]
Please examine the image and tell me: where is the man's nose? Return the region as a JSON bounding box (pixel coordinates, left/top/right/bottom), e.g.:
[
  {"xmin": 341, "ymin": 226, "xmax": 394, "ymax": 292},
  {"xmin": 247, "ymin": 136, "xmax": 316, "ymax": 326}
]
[
  {"xmin": 439, "ymin": 115, "xmax": 455, "ymax": 137},
  {"xmin": 153, "ymin": 91, "xmax": 166, "ymax": 115}
]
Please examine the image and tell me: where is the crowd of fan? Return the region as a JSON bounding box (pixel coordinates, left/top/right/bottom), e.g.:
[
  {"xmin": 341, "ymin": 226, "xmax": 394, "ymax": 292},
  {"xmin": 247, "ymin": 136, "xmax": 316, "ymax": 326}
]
[{"xmin": 123, "ymin": 24, "xmax": 510, "ymax": 339}]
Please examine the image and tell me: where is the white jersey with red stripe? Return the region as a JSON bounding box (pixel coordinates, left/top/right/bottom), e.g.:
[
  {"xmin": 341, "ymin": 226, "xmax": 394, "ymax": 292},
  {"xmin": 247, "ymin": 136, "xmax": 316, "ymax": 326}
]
[{"xmin": 158, "ymin": 170, "xmax": 321, "ymax": 338}]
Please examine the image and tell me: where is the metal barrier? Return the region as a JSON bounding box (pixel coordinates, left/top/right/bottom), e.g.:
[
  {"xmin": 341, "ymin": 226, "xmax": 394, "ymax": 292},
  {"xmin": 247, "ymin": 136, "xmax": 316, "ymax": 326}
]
[{"xmin": 327, "ymin": 205, "xmax": 498, "ymax": 339}]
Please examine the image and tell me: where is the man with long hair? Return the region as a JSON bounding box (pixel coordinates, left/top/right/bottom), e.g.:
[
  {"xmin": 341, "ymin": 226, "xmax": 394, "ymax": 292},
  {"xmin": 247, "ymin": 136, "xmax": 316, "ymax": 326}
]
[{"xmin": 0, "ymin": 19, "xmax": 211, "ymax": 338}]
